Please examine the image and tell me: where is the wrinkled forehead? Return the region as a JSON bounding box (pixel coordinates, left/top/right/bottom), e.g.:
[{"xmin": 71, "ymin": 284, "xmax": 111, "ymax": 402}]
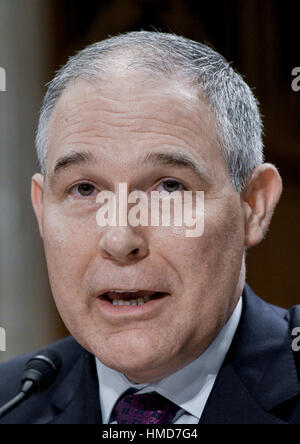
[
  {"xmin": 50, "ymin": 70, "xmax": 214, "ymax": 126},
  {"xmin": 50, "ymin": 68, "xmax": 211, "ymax": 116},
  {"xmin": 45, "ymin": 72, "xmax": 223, "ymax": 178}
]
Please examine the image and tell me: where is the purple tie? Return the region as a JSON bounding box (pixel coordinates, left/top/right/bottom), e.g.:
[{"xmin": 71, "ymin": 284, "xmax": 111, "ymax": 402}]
[{"xmin": 111, "ymin": 390, "xmax": 180, "ymax": 424}]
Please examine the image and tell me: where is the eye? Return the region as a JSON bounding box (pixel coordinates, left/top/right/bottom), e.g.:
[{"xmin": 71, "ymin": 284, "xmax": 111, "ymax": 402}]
[
  {"xmin": 157, "ymin": 180, "xmax": 186, "ymax": 193},
  {"xmin": 70, "ymin": 182, "xmax": 97, "ymax": 197}
]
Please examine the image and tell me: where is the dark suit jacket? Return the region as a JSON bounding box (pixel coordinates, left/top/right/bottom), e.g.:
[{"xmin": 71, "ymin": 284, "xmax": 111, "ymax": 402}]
[{"xmin": 0, "ymin": 283, "xmax": 299, "ymax": 424}]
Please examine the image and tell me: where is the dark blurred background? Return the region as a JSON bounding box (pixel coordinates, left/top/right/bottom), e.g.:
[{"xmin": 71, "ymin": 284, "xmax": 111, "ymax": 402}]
[{"xmin": 0, "ymin": 0, "xmax": 299, "ymax": 361}]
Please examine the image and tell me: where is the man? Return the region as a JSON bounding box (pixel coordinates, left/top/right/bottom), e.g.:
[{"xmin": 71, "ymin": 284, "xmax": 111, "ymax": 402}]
[{"xmin": 0, "ymin": 31, "xmax": 299, "ymax": 424}]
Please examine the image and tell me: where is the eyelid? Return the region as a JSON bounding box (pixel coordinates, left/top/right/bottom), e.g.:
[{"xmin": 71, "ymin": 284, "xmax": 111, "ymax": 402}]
[
  {"xmin": 66, "ymin": 177, "xmax": 188, "ymax": 195},
  {"xmin": 154, "ymin": 178, "xmax": 188, "ymax": 192},
  {"xmin": 67, "ymin": 180, "xmax": 98, "ymax": 196}
]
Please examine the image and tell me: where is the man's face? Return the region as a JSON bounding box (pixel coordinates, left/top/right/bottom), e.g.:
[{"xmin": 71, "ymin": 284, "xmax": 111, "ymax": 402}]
[{"xmin": 33, "ymin": 75, "xmax": 246, "ymax": 383}]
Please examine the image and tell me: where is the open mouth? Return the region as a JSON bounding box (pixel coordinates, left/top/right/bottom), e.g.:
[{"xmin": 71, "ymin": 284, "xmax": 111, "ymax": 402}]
[{"xmin": 99, "ymin": 290, "xmax": 167, "ymax": 306}]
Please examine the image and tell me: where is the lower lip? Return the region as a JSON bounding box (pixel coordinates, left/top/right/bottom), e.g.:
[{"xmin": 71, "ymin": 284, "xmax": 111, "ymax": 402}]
[{"xmin": 97, "ymin": 293, "xmax": 169, "ymax": 316}]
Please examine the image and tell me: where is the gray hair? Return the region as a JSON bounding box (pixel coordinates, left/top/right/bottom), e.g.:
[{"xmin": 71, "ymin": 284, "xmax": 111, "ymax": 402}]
[{"xmin": 36, "ymin": 31, "xmax": 264, "ymax": 191}]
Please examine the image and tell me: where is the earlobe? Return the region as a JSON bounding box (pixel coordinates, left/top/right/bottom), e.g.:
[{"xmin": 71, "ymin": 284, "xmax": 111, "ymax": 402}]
[
  {"xmin": 242, "ymin": 163, "xmax": 282, "ymax": 247},
  {"xmin": 31, "ymin": 173, "xmax": 44, "ymax": 238}
]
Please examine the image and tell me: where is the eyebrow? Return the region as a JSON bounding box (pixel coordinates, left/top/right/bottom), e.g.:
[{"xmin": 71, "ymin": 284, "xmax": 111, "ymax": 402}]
[
  {"xmin": 48, "ymin": 149, "xmax": 210, "ymax": 185},
  {"xmin": 48, "ymin": 150, "xmax": 97, "ymax": 186},
  {"xmin": 53, "ymin": 151, "xmax": 97, "ymax": 173},
  {"xmin": 143, "ymin": 151, "xmax": 210, "ymax": 183}
]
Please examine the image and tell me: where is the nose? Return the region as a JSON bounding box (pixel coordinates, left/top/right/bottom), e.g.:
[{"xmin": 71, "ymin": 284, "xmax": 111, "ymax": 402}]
[{"xmin": 98, "ymin": 226, "xmax": 149, "ymax": 264}]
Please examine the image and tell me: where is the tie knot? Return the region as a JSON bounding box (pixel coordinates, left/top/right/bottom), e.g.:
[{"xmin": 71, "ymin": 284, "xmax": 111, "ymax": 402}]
[{"xmin": 112, "ymin": 391, "xmax": 180, "ymax": 424}]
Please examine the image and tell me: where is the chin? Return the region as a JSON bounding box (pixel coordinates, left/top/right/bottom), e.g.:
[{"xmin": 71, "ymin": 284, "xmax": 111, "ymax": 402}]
[{"xmin": 93, "ymin": 335, "xmax": 168, "ymax": 381}]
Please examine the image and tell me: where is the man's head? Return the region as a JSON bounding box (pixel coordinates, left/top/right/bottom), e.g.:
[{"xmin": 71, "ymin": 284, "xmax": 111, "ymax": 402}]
[{"xmin": 31, "ymin": 31, "xmax": 282, "ymax": 383}]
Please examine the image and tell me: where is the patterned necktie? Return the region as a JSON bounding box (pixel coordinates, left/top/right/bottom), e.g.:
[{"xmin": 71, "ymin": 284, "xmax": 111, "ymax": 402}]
[{"xmin": 111, "ymin": 390, "xmax": 180, "ymax": 424}]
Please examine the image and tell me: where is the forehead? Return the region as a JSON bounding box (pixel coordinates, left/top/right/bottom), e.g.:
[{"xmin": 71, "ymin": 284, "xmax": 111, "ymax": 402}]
[{"xmin": 46, "ymin": 74, "xmax": 225, "ymax": 177}]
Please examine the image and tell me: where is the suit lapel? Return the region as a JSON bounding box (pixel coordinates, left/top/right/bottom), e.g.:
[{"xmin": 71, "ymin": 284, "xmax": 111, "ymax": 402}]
[
  {"xmin": 199, "ymin": 362, "xmax": 286, "ymax": 424},
  {"xmin": 200, "ymin": 284, "xmax": 300, "ymax": 424},
  {"xmin": 47, "ymin": 351, "xmax": 101, "ymax": 424}
]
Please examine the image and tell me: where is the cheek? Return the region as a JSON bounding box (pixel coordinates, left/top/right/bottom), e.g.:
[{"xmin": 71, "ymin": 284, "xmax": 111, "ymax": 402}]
[
  {"xmin": 204, "ymin": 202, "xmax": 244, "ymax": 264},
  {"xmin": 152, "ymin": 199, "xmax": 244, "ymax": 286},
  {"xmin": 189, "ymin": 200, "xmax": 245, "ymax": 313},
  {"xmin": 42, "ymin": 207, "xmax": 99, "ymax": 288}
]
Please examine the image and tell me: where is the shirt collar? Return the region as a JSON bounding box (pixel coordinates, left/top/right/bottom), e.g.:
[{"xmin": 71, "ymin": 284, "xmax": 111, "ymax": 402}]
[{"xmin": 96, "ymin": 297, "xmax": 242, "ymax": 423}]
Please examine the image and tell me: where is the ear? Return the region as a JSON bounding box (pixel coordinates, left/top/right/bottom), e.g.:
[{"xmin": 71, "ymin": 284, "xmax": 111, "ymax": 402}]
[
  {"xmin": 242, "ymin": 163, "xmax": 282, "ymax": 247},
  {"xmin": 31, "ymin": 173, "xmax": 44, "ymax": 238}
]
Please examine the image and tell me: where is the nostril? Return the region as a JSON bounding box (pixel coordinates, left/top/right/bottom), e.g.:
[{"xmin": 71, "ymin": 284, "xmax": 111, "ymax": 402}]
[{"xmin": 130, "ymin": 248, "xmax": 139, "ymax": 255}]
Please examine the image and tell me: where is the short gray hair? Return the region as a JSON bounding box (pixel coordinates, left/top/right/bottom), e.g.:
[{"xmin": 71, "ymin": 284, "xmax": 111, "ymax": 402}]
[{"xmin": 36, "ymin": 31, "xmax": 264, "ymax": 191}]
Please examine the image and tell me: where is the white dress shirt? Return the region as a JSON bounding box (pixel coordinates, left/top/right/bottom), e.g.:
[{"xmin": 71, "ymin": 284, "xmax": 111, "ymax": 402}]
[{"xmin": 95, "ymin": 297, "xmax": 242, "ymax": 424}]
